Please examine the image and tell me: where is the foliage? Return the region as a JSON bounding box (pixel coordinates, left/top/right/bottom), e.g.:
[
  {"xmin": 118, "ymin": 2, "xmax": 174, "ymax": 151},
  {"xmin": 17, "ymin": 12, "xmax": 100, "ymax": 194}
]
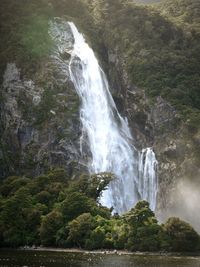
[
  {"xmin": 158, "ymin": 0, "xmax": 200, "ymax": 33},
  {"xmin": 85, "ymin": 0, "xmax": 200, "ymax": 127},
  {"xmin": 40, "ymin": 210, "xmax": 64, "ymax": 246},
  {"xmin": 58, "ymin": 191, "xmax": 94, "ymax": 222},
  {"xmin": 69, "ymin": 172, "xmax": 114, "ymax": 200},
  {"xmin": 0, "ymin": 170, "xmax": 112, "ymax": 248},
  {"xmin": 162, "ymin": 217, "xmax": 200, "ymax": 252},
  {"xmin": 125, "ymin": 200, "xmax": 157, "ymax": 227},
  {"xmin": 0, "ymin": 0, "xmax": 54, "ymax": 79},
  {"xmin": 1, "ymin": 174, "xmax": 199, "ymax": 252},
  {"xmin": 0, "ymin": 187, "xmax": 41, "ymax": 247},
  {"xmin": 67, "ymin": 213, "xmax": 96, "ymax": 248},
  {"xmin": 20, "ymin": 15, "xmax": 53, "ymax": 60},
  {"xmin": 0, "ymin": 0, "xmax": 99, "ymax": 80},
  {"xmin": 124, "ymin": 201, "xmax": 161, "ymax": 251}
]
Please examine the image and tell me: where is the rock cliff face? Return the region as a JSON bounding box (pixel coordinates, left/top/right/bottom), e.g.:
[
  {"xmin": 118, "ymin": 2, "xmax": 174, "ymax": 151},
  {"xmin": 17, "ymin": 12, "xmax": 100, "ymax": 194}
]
[
  {"xmin": 104, "ymin": 45, "xmax": 200, "ymax": 217},
  {"xmin": 0, "ymin": 0, "xmax": 200, "ymax": 226},
  {"xmin": 0, "ymin": 28, "xmax": 85, "ymax": 178}
]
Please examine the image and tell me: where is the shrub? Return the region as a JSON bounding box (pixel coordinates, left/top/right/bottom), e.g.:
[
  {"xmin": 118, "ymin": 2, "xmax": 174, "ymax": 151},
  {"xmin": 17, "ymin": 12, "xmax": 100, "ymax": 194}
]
[
  {"xmin": 162, "ymin": 217, "xmax": 200, "ymax": 251},
  {"xmin": 40, "ymin": 210, "xmax": 64, "ymax": 246}
]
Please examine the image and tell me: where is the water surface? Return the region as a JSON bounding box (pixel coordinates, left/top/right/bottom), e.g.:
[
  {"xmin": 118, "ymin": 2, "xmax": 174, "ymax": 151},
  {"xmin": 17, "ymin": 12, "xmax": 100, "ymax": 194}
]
[{"xmin": 0, "ymin": 250, "xmax": 200, "ymax": 267}]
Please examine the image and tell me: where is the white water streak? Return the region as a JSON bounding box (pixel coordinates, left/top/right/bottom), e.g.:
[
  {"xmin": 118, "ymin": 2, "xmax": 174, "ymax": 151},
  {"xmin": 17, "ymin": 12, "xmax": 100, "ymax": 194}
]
[{"xmin": 139, "ymin": 148, "xmax": 158, "ymax": 210}]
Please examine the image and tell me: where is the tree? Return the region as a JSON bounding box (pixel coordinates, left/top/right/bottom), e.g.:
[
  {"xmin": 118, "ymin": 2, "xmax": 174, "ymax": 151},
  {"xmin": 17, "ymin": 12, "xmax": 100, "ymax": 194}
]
[
  {"xmin": 67, "ymin": 213, "xmax": 96, "ymax": 248},
  {"xmin": 40, "ymin": 210, "xmax": 64, "ymax": 246},
  {"xmin": 125, "ymin": 200, "xmax": 157, "ymax": 227},
  {"xmin": 162, "ymin": 217, "xmax": 200, "ymax": 251},
  {"xmin": 125, "ymin": 200, "xmax": 161, "ymax": 251},
  {"xmin": 69, "ymin": 172, "xmax": 114, "ymax": 200},
  {"xmin": 59, "ymin": 191, "xmax": 93, "ymax": 222},
  {"xmin": 0, "ymin": 187, "xmax": 35, "ymax": 247}
]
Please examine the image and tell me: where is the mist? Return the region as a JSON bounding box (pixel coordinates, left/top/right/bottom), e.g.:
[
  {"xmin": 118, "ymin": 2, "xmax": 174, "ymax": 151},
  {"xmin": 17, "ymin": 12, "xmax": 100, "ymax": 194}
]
[{"xmin": 159, "ymin": 179, "xmax": 200, "ymax": 233}]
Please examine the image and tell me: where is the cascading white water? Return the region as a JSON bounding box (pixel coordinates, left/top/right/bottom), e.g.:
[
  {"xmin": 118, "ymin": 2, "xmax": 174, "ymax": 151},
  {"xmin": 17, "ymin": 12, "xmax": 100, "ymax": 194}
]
[
  {"xmin": 139, "ymin": 148, "xmax": 158, "ymax": 211},
  {"xmin": 49, "ymin": 19, "xmax": 158, "ymax": 214},
  {"xmin": 68, "ymin": 22, "xmax": 139, "ymax": 214}
]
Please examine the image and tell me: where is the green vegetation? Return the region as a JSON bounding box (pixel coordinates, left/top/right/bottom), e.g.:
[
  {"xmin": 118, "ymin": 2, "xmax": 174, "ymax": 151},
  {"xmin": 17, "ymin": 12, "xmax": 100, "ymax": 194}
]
[
  {"xmin": 85, "ymin": 0, "xmax": 200, "ymax": 129},
  {"xmin": 125, "ymin": 201, "xmax": 162, "ymax": 251},
  {"xmin": 0, "ymin": 0, "xmax": 54, "ymax": 79},
  {"xmin": 158, "ymin": 0, "xmax": 200, "ymax": 33},
  {"xmin": 0, "ymin": 171, "xmax": 199, "ymax": 251},
  {"xmin": 0, "ymin": 0, "xmax": 99, "ymax": 80},
  {"xmin": 163, "ymin": 217, "xmax": 200, "ymax": 252},
  {"xmin": 20, "ymin": 15, "xmax": 53, "ymax": 60}
]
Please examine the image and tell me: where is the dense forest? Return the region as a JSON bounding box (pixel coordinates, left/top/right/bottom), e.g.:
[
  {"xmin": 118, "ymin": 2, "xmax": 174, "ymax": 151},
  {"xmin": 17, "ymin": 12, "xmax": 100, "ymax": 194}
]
[
  {"xmin": 0, "ymin": 170, "xmax": 199, "ymax": 251},
  {"xmin": 0, "ymin": 0, "xmax": 200, "ymax": 252}
]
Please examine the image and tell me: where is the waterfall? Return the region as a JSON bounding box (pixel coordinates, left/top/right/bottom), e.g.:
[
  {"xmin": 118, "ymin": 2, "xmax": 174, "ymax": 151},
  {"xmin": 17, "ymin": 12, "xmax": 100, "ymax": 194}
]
[
  {"xmin": 49, "ymin": 19, "xmax": 158, "ymax": 214},
  {"xmin": 139, "ymin": 148, "xmax": 158, "ymax": 211}
]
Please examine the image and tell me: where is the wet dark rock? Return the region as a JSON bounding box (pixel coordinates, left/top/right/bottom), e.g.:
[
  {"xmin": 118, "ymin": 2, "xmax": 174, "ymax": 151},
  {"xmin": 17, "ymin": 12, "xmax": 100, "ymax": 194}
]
[
  {"xmin": 0, "ymin": 31, "xmax": 84, "ymax": 178},
  {"xmin": 104, "ymin": 41, "xmax": 200, "ymax": 215},
  {"xmin": 60, "ymin": 51, "xmax": 71, "ymax": 61}
]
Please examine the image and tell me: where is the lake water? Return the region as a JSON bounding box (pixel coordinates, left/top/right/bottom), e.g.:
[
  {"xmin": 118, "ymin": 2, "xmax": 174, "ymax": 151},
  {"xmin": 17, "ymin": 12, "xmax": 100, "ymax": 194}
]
[{"xmin": 0, "ymin": 250, "xmax": 200, "ymax": 267}]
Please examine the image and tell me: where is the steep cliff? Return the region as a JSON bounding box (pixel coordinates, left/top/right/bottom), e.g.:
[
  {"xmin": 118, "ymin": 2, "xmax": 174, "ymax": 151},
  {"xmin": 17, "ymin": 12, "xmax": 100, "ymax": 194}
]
[
  {"xmin": 0, "ymin": 4, "xmax": 83, "ymax": 178},
  {"xmin": 84, "ymin": 0, "xmax": 200, "ymax": 226},
  {"xmin": 0, "ymin": 0, "xmax": 105, "ymax": 179}
]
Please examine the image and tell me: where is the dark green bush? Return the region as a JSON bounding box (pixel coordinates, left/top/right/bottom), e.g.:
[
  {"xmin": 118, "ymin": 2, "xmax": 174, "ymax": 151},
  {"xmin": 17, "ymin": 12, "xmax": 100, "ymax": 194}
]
[{"xmin": 162, "ymin": 217, "xmax": 200, "ymax": 252}]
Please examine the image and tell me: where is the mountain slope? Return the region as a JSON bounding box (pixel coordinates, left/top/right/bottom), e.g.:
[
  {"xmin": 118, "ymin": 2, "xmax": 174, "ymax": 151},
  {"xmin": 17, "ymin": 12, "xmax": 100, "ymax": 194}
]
[{"xmin": 0, "ymin": 0, "xmax": 199, "ymax": 227}]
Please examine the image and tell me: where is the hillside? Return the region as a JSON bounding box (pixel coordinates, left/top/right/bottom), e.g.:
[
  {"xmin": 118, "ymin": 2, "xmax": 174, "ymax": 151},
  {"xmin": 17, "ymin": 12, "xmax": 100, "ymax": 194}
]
[{"xmin": 0, "ymin": 0, "xmax": 200, "ymax": 242}]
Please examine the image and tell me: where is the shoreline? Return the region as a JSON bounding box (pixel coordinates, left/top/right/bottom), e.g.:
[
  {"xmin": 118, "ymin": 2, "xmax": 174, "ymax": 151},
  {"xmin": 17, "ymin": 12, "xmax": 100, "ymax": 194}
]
[{"xmin": 2, "ymin": 247, "xmax": 199, "ymax": 257}]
